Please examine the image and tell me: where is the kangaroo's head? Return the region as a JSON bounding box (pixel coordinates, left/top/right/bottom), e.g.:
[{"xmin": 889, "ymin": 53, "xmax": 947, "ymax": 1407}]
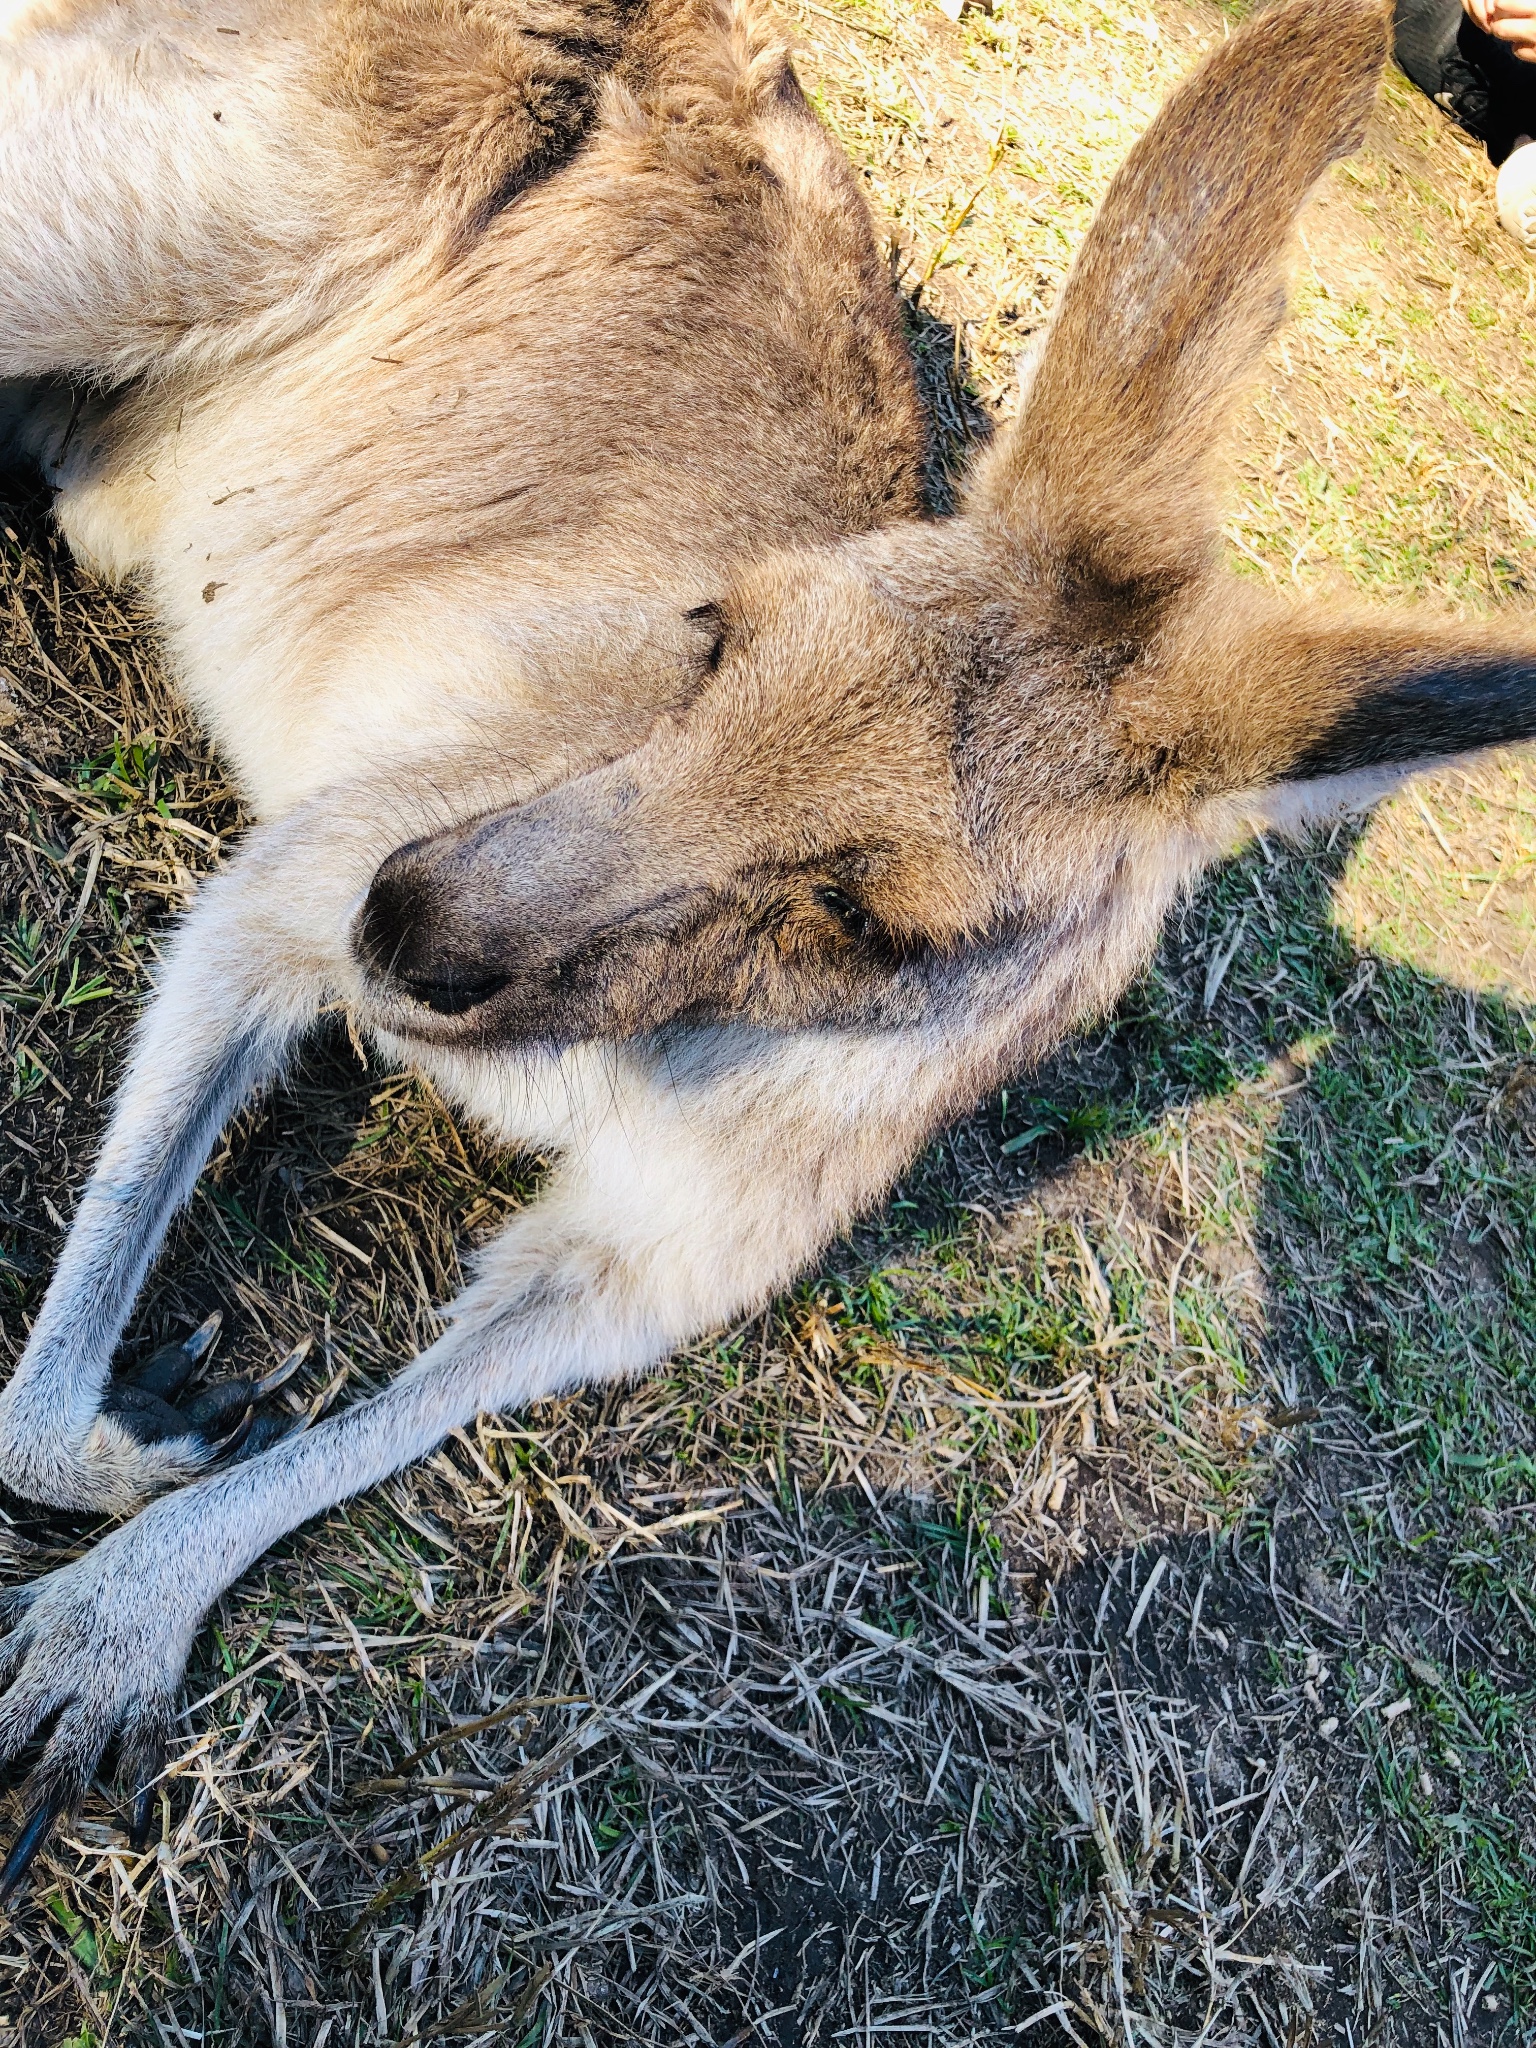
[{"xmin": 354, "ymin": 0, "xmax": 1536, "ymax": 1053}]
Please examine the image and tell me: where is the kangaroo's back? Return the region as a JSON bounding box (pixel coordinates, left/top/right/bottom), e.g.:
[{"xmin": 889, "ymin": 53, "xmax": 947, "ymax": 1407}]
[{"xmin": 259, "ymin": 27, "xmax": 931, "ymax": 592}]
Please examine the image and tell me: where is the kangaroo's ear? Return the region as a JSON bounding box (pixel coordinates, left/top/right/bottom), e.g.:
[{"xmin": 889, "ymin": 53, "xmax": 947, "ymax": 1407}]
[
  {"xmin": 1111, "ymin": 588, "xmax": 1536, "ymax": 809},
  {"xmin": 974, "ymin": 0, "xmax": 1386, "ymax": 609}
]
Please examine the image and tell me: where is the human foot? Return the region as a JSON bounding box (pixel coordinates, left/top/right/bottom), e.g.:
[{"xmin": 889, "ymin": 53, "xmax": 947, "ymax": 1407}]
[{"xmin": 1496, "ymin": 134, "xmax": 1536, "ymax": 247}]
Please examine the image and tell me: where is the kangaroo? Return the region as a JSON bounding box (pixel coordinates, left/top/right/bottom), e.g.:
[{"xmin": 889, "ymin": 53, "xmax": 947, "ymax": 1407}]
[{"xmin": 0, "ymin": 0, "xmax": 1531, "ymax": 1895}]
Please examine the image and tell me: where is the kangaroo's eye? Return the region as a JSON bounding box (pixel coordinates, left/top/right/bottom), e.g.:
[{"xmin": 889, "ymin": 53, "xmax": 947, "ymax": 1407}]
[
  {"xmin": 815, "ymin": 885, "xmax": 874, "ymax": 942},
  {"xmin": 684, "ymin": 600, "xmax": 728, "ymax": 674}
]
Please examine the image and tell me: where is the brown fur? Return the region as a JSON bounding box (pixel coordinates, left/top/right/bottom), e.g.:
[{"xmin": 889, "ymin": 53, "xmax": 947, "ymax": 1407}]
[
  {"xmin": 978, "ymin": 0, "xmax": 1385, "ymax": 605},
  {"xmin": 326, "ymin": 0, "xmax": 637, "ymax": 228}
]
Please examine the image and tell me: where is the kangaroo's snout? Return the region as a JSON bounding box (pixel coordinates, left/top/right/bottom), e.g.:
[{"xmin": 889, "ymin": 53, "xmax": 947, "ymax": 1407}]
[{"xmin": 355, "ymin": 843, "xmax": 511, "ymax": 1016}]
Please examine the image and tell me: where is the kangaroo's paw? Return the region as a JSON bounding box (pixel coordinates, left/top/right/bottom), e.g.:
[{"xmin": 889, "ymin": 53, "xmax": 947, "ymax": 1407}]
[
  {"xmin": 95, "ymin": 1315, "xmax": 310, "ymax": 1498},
  {"xmin": 0, "ymin": 1528, "xmax": 196, "ymax": 1902},
  {"xmin": 0, "ymin": 1317, "xmax": 310, "ymax": 1515}
]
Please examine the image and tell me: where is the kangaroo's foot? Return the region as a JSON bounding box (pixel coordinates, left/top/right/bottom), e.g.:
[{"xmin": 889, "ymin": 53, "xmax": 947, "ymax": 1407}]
[
  {"xmin": 0, "ymin": 1505, "xmax": 207, "ymax": 1901},
  {"xmin": 0, "ymin": 1316, "xmax": 309, "ymax": 1516}
]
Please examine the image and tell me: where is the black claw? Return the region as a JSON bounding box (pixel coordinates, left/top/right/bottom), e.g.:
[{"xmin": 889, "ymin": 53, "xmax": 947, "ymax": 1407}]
[
  {"xmin": 105, "ymin": 1309, "xmax": 231, "ymax": 1441},
  {"xmin": 231, "ymin": 1412, "xmax": 298, "ymax": 1461},
  {"xmin": 99, "ymin": 1319, "xmax": 315, "ymax": 1467},
  {"xmin": 207, "ymin": 1406, "xmax": 255, "ymax": 1464},
  {"xmin": 179, "ymin": 1377, "xmax": 259, "ymax": 1434},
  {"xmin": 125, "ymin": 1752, "xmax": 164, "ymax": 1853},
  {"xmin": 127, "ymin": 1311, "xmax": 223, "ymax": 1402},
  {"xmin": 0, "ymin": 1791, "xmax": 67, "ymax": 1907},
  {"xmin": 128, "ymin": 1785, "xmax": 155, "ymax": 1854},
  {"xmin": 117, "ymin": 1705, "xmax": 172, "ymax": 1855}
]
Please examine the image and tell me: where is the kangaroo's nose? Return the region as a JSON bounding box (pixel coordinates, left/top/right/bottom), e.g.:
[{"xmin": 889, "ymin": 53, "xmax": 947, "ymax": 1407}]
[{"xmin": 354, "ymin": 848, "xmax": 509, "ymax": 1014}]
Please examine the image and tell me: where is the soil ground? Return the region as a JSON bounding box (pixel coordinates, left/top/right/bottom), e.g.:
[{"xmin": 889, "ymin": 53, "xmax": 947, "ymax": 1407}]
[{"xmin": 2, "ymin": 1, "xmax": 1536, "ymax": 2043}]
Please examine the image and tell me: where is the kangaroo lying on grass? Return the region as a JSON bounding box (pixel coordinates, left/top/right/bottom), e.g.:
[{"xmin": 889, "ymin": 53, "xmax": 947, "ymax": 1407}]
[{"xmin": 0, "ymin": 0, "xmax": 1532, "ymax": 1894}]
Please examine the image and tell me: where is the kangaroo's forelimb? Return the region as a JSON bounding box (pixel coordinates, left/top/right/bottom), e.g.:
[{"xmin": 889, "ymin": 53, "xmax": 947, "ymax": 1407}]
[
  {"xmin": 0, "ymin": 752, "xmax": 624, "ymax": 1514},
  {"xmin": 0, "ymin": 776, "xmax": 433, "ymax": 1510},
  {"xmin": 0, "ymin": 863, "xmax": 325, "ymax": 1509}
]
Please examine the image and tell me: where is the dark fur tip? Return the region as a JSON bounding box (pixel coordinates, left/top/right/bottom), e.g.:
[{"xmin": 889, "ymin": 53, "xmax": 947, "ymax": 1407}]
[{"xmin": 1288, "ymin": 655, "xmax": 1536, "ymax": 783}]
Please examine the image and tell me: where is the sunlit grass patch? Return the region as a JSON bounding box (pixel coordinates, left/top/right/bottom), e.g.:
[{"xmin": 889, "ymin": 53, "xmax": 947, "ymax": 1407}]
[
  {"xmin": 1337, "ymin": 753, "xmax": 1536, "ymax": 1000},
  {"xmin": 592, "ymin": 1069, "xmax": 1295, "ymax": 1614}
]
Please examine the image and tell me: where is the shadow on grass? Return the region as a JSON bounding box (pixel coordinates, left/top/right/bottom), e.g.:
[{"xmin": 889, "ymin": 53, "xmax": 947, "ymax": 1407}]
[
  {"xmin": 804, "ymin": 818, "xmax": 1536, "ymax": 2041},
  {"xmin": 149, "ymin": 821, "xmax": 1534, "ymax": 2048}
]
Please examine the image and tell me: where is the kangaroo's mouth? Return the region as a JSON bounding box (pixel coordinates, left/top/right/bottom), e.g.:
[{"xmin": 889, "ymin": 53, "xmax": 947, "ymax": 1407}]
[{"xmin": 394, "ymin": 967, "xmax": 511, "ymax": 1017}]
